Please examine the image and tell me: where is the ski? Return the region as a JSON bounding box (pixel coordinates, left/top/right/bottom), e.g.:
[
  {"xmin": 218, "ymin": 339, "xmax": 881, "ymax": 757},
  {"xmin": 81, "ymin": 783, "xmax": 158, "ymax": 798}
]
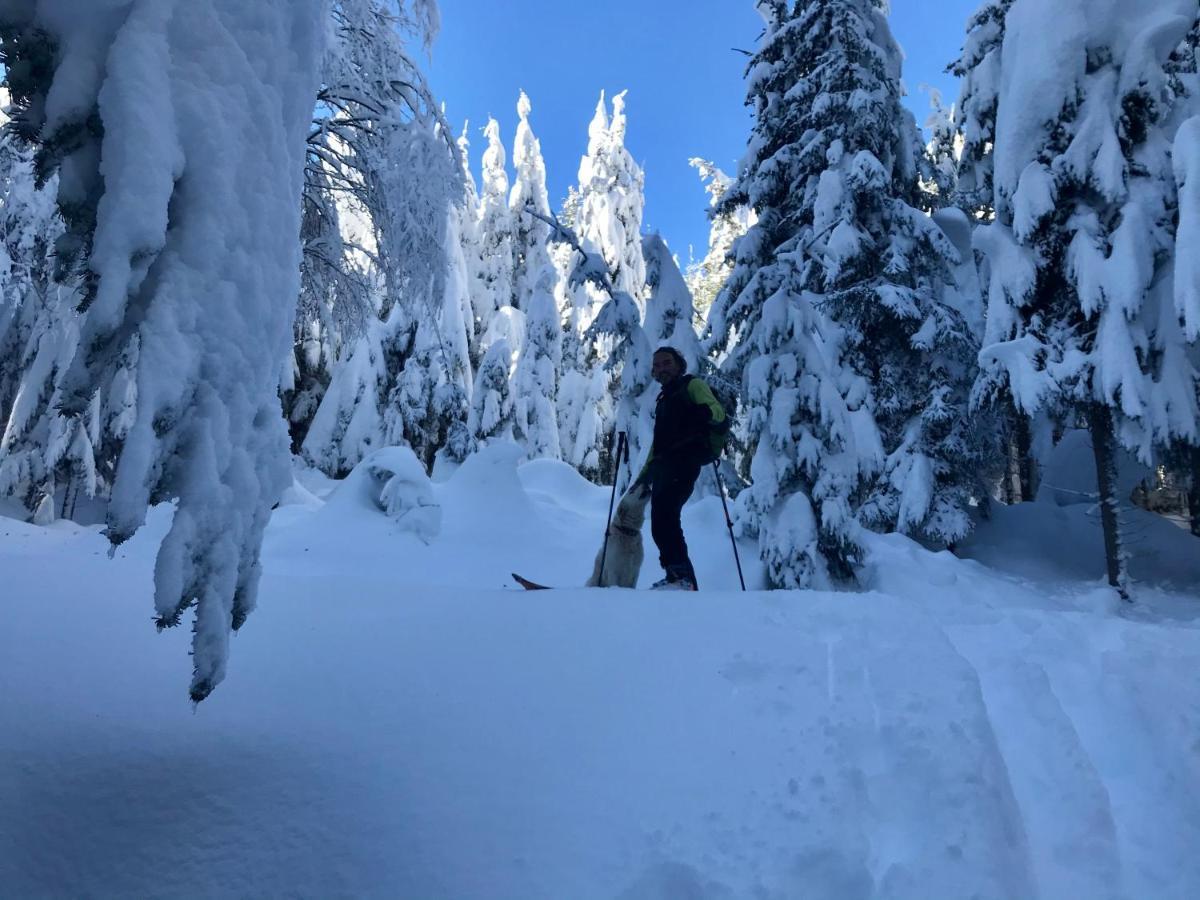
[{"xmin": 511, "ymin": 572, "xmax": 552, "ymax": 591}]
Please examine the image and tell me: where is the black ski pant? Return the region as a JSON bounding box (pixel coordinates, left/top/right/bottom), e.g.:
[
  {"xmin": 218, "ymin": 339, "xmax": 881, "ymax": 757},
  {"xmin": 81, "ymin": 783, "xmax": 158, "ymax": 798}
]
[{"xmin": 646, "ymin": 458, "xmax": 702, "ymax": 584}]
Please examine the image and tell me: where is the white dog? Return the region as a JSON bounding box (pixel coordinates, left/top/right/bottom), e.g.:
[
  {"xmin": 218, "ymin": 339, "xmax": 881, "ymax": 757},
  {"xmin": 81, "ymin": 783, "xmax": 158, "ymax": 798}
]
[{"xmin": 586, "ymin": 480, "xmax": 652, "ymax": 587}]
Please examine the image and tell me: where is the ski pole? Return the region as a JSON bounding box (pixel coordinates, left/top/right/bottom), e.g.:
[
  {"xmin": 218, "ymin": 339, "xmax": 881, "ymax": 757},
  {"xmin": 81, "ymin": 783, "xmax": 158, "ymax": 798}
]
[
  {"xmin": 598, "ymin": 431, "xmax": 626, "ymax": 587},
  {"xmin": 712, "ymin": 461, "xmax": 746, "ymax": 591}
]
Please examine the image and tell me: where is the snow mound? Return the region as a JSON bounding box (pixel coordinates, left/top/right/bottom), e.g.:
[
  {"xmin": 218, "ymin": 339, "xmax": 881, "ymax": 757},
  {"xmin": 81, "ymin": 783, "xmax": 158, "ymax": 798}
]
[
  {"xmin": 277, "ymin": 479, "xmax": 323, "ymax": 510},
  {"xmin": 438, "ymin": 439, "xmax": 535, "ymax": 529},
  {"xmin": 517, "ymin": 456, "xmax": 609, "ymax": 513}
]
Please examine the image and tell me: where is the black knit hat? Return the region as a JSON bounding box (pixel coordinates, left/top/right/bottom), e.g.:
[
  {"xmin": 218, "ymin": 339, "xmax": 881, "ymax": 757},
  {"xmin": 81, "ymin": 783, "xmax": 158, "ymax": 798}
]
[{"xmin": 653, "ymin": 345, "xmax": 687, "ymax": 373}]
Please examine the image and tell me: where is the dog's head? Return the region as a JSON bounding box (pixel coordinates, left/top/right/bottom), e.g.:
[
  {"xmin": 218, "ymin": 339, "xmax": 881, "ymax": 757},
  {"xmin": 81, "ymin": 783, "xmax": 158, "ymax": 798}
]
[{"xmin": 612, "ymin": 484, "xmax": 650, "ymax": 530}]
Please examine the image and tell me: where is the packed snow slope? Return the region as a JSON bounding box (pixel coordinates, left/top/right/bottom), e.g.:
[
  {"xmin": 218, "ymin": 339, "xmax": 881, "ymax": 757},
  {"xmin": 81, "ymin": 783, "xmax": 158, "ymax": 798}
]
[{"xmin": 3, "ymin": 443, "xmax": 1200, "ymax": 899}]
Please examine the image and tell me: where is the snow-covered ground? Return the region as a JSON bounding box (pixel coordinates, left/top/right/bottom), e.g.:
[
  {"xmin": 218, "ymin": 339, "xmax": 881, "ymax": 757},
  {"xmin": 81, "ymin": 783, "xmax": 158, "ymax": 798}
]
[{"xmin": 3, "ymin": 445, "xmax": 1199, "ymax": 898}]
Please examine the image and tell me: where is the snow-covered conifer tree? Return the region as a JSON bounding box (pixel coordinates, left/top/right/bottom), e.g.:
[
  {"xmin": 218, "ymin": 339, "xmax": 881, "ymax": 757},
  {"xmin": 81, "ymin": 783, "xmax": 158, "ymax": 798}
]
[
  {"xmin": 300, "ymin": 314, "xmax": 391, "ymax": 477},
  {"xmin": 1170, "ymin": 15, "xmax": 1200, "ymax": 533},
  {"xmin": 686, "ymin": 159, "xmax": 755, "ymax": 319},
  {"xmin": 948, "ymin": 0, "xmax": 1045, "ymax": 503},
  {"xmin": 0, "ymin": 0, "xmax": 325, "ymax": 700},
  {"xmin": 468, "ymin": 339, "xmax": 515, "ymax": 445},
  {"xmin": 302, "ymin": 2, "xmax": 470, "ymax": 477},
  {"xmin": 476, "ymin": 118, "xmax": 516, "ymax": 326},
  {"xmin": 508, "ymin": 92, "xmax": 554, "ymax": 311},
  {"xmin": 378, "ymin": 123, "xmax": 472, "ymax": 470},
  {"xmin": 305, "ymin": 112, "xmax": 469, "ymax": 475},
  {"xmin": 456, "ymin": 122, "xmax": 487, "ymax": 362},
  {"xmin": 286, "ymin": 152, "xmax": 374, "ymax": 453},
  {"xmin": 575, "ymin": 91, "xmax": 647, "ymax": 301},
  {"xmin": 512, "ymin": 263, "xmax": 562, "ymax": 460},
  {"xmin": 558, "ymin": 185, "xmax": 583, "ymax": 231},
  {"xmin": 0, "ymin": 117, "xmax": 83, "ymax": 519},
  {"xmin": 642, "ymin": 235, "xmax": 702, "ymax": 370},
  {"xmin": 949, "ymin": 0, "xmax": 1013, "ymax": 221},
  {"xmin": 920, "ymin": 89, "xmax": 961, "ymax": 211},
  {"xmin": 387, "ymin": 193, "xmax": 475, "ymax": 470},
  {"xmin": 286, "ymin": 0, "xmax": 418, "ymax": 456},
  {"xmin": 0, "ymin": 111, "xmax": 49, "ymax": 424},
  {"xmin": 709, "ymin": 0, "xmax": 977, "ymax": 588},
  {"xmin": 558, "ymin": 91, "xmax": 648, "ymax": 482},
  {"xmin": 973, "ymin": 0, "xmax": 1200, "ymax": 596}
]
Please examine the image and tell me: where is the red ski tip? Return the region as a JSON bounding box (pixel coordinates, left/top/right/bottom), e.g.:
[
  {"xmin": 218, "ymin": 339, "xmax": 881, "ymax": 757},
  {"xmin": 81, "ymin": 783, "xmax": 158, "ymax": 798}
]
[{"xmin": 511, "ymin": 572, "xmax": 552, "ymax": 591}]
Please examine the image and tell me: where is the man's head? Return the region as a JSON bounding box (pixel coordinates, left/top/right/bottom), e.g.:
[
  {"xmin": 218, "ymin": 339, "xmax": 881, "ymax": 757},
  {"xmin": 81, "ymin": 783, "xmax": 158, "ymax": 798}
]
[{"xmin": 651, "ymin": 346, "xmax": 686, "ymax": 385}]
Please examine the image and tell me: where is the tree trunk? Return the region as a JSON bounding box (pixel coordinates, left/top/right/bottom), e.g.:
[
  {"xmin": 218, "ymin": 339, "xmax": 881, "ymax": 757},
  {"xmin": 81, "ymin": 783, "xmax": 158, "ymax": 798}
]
[
  {"xmin": 61, "ymin": 474, "xmax": 79, "ymax": 523},
  {"xmin": 1003, "ymin": 433, "xmax": 1019, "ymax": 504},
  {"xmin": 60, "ymin": 468, "xmax": 83, "ymax": 525},
  {"xmin": 1014, "ymin": 411, "xmax": 1037, "ymax": 502},
  {"xmin": 1088, "ymin": 405, "xmax": 1128, "ymax": 600},
  {"xmin": 1189, "ymin": 444, "xmax": 1200, "ymax": 538}
]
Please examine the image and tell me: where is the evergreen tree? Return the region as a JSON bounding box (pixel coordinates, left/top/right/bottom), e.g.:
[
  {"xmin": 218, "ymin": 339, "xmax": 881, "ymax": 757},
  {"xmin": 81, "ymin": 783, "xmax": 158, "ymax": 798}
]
[
  {"xmin": 0, "ymin": 93, "xmax": 137, "ymax": 524},
  {"xmin": 558, "ymin": 91, "xmax": 648, "ymax": 482},
  {"xmin": 919, "ymin": 88, "xmax": 960, "ymax": 211},
  {"xmin": 456, "ymin": 121, "xmax": 487, "ymax": 363},
  {"xmin": 1162, "ymin": 11, "xmax": 1200, "ymax": 535},
  {"xmin": 302, "ymin": 1, "xmax": 470, "ymax": 478},
  {"xmin": 508, "ymin": 92, "xmax": 553, "ymax": 312},
  {"xmin": 512, "ymin": 263, "xmax": 562, "ymax": 460},
  {"xmin": 476, "ymin": 118, "xmax": 516, "ymax": 326},
  {"xmin": 558, "ymin": 185, "xmax": 583, "ymax": 231},
  {"xmin": 300, "ymin": 314, "xmax": 393, "ymax": 477},
  {"xmin": 948, "ymin": 0, "xmax": 1042, "ymax": 503},
  {"xmin": 286, "ymin": 0, "xmax": 420, "ymax": 457},
  {"xmin": 1166, "ymin": 8, "xmax": 1199, "ymax": 104},
  {"xmin": 0, "ymin": 0, "xmax": 326, "ymax": 700},
  {"xmin": 304, "ymin": 116, "xmax": 470, "ymax": 476},
  {"xmin": 973, "ymin": 0, "xmax": 1200, "ymax": 596},
  {"xmin": 468, "ymin": 338, "xmax": 515, "ymax": 445},
  {"xmin": 642, "ymin": 235, "xmax": 702, "ymax": 367},
  {"xmin": 576, "ymin": 91, "xmax": 647, "ymax": 301},
  {"xmin": 0, "ymin": 118, "xmax": 72, "ymax": 518},
  {"xmin": 686, "ymin": 158, "xmax": 755, "ymax": 319},
  {"xmin": 285, "ymin": 150, "xmax": 373, "ymax": 453},
  {"xmin": 949, "ymin": 0, "xmax": 1013, "ymax": 222},
  {"xmin": 710, "ymin": 0, "xmax": 976, "ymax": 588},
  {"xmin": 378, "ymin": 124, "xmax": 472, "ymax": 471}
]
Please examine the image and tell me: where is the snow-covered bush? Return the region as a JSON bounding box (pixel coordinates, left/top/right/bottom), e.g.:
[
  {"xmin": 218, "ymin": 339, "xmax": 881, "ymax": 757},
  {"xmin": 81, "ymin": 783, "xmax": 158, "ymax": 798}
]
[{"xmin": 368, "ymin": 446, "xmax": 441, "ymax": 542}]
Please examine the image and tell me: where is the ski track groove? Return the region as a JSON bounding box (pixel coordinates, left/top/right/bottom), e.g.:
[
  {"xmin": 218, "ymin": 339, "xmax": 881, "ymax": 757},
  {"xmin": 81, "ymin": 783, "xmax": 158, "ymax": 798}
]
[
  {"xmin": 919, "ymin": 563, "xmax": 1200, "ymax": 900},
  {"xmin": 1040, "ymin": 614, "xmax": 1200, "ymax": 899},
  {"xmin": 908, "ymin": 602, "xmax": 1042, "ymax": 900},
  {"xmin": 929, "ymin": 612, "xmax": 1123, "ymax": 900}
]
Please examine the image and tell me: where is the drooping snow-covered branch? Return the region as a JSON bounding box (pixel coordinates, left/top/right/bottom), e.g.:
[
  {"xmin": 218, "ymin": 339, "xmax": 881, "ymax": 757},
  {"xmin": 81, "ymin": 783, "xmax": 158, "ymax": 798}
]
[{"xmin": 0, "ymin": 0, "xmax": 325, "ymax": 701}]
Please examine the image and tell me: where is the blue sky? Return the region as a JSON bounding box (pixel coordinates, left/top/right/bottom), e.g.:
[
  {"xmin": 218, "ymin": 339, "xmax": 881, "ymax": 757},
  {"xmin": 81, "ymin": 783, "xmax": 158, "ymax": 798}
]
[{"xmin": 428, "ymin": 0, "xmax": 982, "ymax": 263}]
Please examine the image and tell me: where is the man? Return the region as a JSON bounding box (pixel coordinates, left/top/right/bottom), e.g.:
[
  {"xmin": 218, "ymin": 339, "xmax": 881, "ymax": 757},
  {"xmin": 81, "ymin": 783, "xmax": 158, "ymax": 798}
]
[{"xmin": 637, "ymin": 346, "xmax": 728, "ymax": 591}]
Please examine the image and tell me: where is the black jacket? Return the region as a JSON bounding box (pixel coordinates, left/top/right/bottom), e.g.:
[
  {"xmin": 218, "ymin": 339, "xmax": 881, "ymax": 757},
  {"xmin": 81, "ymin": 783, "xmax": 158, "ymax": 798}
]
[{"xmin": 648, "ymin": 374, "xmax": 727, "ymax": 470}]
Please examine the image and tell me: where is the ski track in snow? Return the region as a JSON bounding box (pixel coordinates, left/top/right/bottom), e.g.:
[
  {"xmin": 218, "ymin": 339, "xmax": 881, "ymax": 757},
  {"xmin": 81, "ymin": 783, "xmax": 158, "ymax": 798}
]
[
  {"xmin": 2, "ymin": 453, "xmax": 1199, "ymax": 898},
  {"xmin": 869, "ymin": 534, "xmax": 1200, "ymax": 900}
]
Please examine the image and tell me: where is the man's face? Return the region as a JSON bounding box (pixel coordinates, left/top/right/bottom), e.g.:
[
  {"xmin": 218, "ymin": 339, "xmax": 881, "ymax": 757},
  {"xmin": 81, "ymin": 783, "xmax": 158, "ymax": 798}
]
[{"xmin": 651, "ymin": 351, "xmax": 682, "ymax": 385}]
